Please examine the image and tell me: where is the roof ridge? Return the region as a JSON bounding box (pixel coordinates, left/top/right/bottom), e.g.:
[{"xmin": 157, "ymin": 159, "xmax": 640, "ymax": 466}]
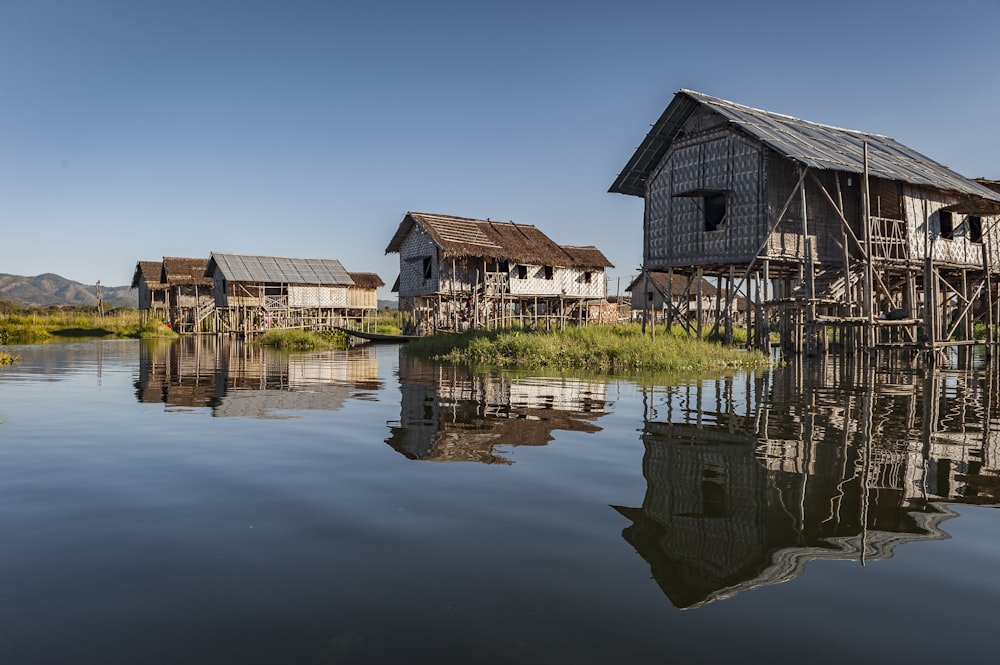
[{"xmin": 680, "ymin": 89, "xmax": 893, "ymax": 140}]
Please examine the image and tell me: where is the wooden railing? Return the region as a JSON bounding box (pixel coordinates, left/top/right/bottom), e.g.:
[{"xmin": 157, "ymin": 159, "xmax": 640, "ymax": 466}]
[
  {"xmin": 484, "ymin": 272, "xmax": 509, "ymax": 296},
  {"xmin": 263, "ymin": 295, "xmax": 288, "ymax": 310},
  {"xmin": 870, "ymin": 217, "xmax": 908, "ymax": 261}
]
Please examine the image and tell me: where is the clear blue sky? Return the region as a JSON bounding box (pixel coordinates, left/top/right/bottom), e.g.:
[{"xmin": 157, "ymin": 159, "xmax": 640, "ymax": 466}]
[{"xmin": 2, "ymin": 0, "xmax": 998, "ymax": 297}]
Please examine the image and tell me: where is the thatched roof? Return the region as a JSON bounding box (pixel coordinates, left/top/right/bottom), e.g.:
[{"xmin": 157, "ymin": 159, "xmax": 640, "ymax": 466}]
[
  {"xmin": 611, "ymin": 89, "xmax": 1000, "ymax": 206},
  {"xmin": 385, "ymin": 212, "xmax": 613, "ymax": 268},
  {"xmin": 208, "ymin": 253, "xmax": 353, "ymax": 286},
  {"xmin": 162, "ymin": 257, "xmax": 213, "ymax": 287},
  {"xmin": 131, "ymin": 261, "xmax": 166, "ymax": 290},
  {"xmin": 347, "ymin": 272, "xmax": 385, "ymax": 290}
]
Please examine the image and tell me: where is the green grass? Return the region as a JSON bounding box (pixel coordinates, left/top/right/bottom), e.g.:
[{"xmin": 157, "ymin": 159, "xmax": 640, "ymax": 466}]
[
  {"xmin": 256, "ymin": 328, "xmax": 349, "ymax": 351},
  {"xmin": 0, "ymin": 303, "xmax": 141, "ymax": 343},
  {"xmin": 137, "ymin": 320, "xmax": 180, "ymax": 339},
  {"xmin": 406, "ymin": 324, "xmax": 770, "ymax": 372},
  {"xmin": 0, "ymin": 350, "xmax": 19, "ymax": 365}
]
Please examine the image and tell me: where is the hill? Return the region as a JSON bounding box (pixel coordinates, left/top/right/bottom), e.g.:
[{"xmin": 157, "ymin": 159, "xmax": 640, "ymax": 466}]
[{"xmin": 0, "ymin": 273, "xmax": 135, "ymax": 309}]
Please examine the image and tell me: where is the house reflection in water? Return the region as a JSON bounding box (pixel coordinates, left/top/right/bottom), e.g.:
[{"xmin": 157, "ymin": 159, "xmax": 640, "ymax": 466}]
[
  {"xmin": 616, "ymin": 355, "xmax": 1000, "ymax": 609},
  {"xmin": 386, "ymin": 354, "xmax": 609, "ymax": 463},
  {"xmin": 135, "ymin": 336, "xmax": 381, "ymax": 418}
]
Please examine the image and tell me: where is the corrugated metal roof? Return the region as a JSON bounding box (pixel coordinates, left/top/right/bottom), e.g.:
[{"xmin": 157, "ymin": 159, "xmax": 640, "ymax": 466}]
[
  {"xmin": 209, "ymin": 253, "xmax": 354, "ymax": 285},
  {"xmin": 610, "ymin": 89, "xmax": 1000, "ymax": 203}
]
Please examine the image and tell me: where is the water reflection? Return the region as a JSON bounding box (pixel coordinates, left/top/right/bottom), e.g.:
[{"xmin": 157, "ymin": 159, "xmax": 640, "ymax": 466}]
[
  {"xmin": 386, "ymin": 354, "xmax": 610, "ymax": 463},
  {"xmin": 617, "ymin": 354, "xmax": 999, "ymax": 608},
  {"xmin": 135, "ymin": 336, "xmax": 381, "ymax": 417}
]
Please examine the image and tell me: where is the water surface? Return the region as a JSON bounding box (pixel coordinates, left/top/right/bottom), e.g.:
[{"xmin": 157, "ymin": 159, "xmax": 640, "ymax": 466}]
[{"xmin": 0, "ymin": 339, "xmax": 996, "ymax": 664}]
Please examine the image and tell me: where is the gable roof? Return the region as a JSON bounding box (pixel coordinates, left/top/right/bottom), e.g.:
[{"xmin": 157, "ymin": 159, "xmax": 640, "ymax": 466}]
[
  {"xmin": 208, "ymin": 253, "xmax": 354, "ymax": 286},
  {"xmin": 610, "ymin": 89, "xmax": 1000, "ymax": 205},
  {"xmin": 385, "ymin": 212, "xmax": 613, "ymax": 268},
  {"xmin": 626, "ymin": 272, "xmax": 717, "ymax": 297},
  {"xmin": 347, "ymin": 272, "xmax": 385, "ymax": 289},
  {"xmin": 131, "ymin": 261, "xmax": 165, "ymax": 289},
  {"xmin": 162, "ymin": 257, "xmax": 212, "ymax": 287}
]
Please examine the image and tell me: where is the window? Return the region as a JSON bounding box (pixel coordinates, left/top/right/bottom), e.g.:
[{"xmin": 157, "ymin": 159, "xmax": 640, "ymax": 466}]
[
  {"xmin": 704, "ymin": 193, "xmax": 727, "ymax": 232},
  {"xmin": 498, "ymin": 260, "xmax": 509, "ymax": 273},
  {"xmin": 422, "ymin": 257, "xmax": 432, "ymax": 279},
  {"xmin": 969, "ymin": 216, "xmax": 983, "ymax": 243},
  {"xmin": 543, "ymin": 266, "xmax": 554, "ymax": 280},
  {"xmin": 516, "ymin": 265, "xmax": 527, "ymax": 279},
  {"xmin": 584, "ymin": 271, "xmax": 592, "ymax": 284},
  {"xmin": 940, "ymin": 211, "xmax": 954, "ymax": 239}
]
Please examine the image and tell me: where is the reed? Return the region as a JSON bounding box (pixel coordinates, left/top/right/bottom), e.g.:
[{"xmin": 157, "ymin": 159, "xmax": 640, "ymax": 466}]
[
  {"xmin": 406, "ymin": 324, "xmax": 769, "ymax": 372},
  {"xmin": 0, "ymin": 350, "xmax": 19, "ymax": 365}
]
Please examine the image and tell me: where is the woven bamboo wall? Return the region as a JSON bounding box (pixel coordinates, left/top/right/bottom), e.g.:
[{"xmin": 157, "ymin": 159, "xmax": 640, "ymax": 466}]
[
  {"xmin": 645, "ymin": 121, "xmax": 763, "ymax": 268},
  {"xmin": 396, "ymin": 225, "xmax": 440, "ymax": 297}
]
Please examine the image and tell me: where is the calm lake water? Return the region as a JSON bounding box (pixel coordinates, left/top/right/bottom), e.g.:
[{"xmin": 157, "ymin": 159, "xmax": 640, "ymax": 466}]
[{"xmin": 0, "ymin": 338, "xmax": 997, "ymax": 664}]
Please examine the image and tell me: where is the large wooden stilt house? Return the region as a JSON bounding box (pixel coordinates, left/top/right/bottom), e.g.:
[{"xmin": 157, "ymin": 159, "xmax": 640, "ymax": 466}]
[
  {"xmin": 610, "ymin": 89, "xmax": 1000, "ymax": 355},
  {"xmin": 385, "ymin": 212, "xmax": 613, "ymax": 333}
]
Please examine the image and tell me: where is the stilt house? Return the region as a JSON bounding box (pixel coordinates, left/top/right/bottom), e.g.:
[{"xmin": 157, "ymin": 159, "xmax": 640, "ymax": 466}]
[
  {"xmin": 130, "ymin": 260, "xmax": 168, "ymax": 324},
  {"xmin": 347, "ymin": 272, "xmax": 385, "ymax": 331},
  {"xmin": 162, "ymin": 257, "xmax": 214, "ymax": 333},
  {"xmin": 626, "ymin": 272, "xmax": 745, "ymax": 327},
  {"xmin": 385, "ymin": 212, "xmax": 613, "ymax": 333},
  {"xmin": 206, "ymin": 252, "xmax": 355, "ymax": 334},
  {"xmin": 610, "ymin": 89, "xmax": 1000, "ymax": 354},
  {"xmin": 347, "ymin": 272, "xmax": 384, "ymax": 310}
]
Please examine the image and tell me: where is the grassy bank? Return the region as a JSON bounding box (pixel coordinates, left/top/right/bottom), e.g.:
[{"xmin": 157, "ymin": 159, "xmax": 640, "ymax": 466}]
[
  {"xmin": 0, "ymin": 303, "xmax": 141, "ymax": 344},
  {"xmin": 406, "ymin": 324, "xmax": 770, "ymax": 372},
  {"xmin": 256, "ymin": 328, "xmax": 349, "ymax": 351}
]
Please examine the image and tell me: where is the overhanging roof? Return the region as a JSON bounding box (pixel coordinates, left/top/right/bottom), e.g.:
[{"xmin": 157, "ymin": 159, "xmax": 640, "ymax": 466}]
[
  {"xmin": 209, "ymin": 253, "xmax": 354, "ymax": 286},
  {"xmin": 385, "ymin": 212, "xmax": 613, "ymax": 268},
  {"xmin": 610, "ymin": 89, "xmax": 1000, "ymax": 204}
]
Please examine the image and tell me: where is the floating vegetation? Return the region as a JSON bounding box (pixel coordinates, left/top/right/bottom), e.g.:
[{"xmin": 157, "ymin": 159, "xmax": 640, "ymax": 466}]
[
  {"xmin": 256, "ymin": 328, "xmax": 349, "ymax": 351},
  {"xmin": 406, "ymin": 324, "xmax": 770, "ymax": 372}
]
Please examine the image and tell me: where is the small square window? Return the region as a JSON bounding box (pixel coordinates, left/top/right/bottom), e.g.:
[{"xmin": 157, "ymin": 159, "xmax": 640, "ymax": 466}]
[
  {"xmin": 584, "ymin": 271, "xmax": 592, "ymax": 284},
  {"xmin": 516, "ymin": 265, "xmax": 527, "ymax": 279},
  {"xmin": 543, "ymin": 266, "xmax": 553, "ymax": 280}
]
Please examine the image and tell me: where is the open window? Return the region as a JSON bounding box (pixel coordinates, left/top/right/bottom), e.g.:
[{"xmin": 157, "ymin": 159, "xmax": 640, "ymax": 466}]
[
  {"xmin": 672, "ymin": 188, "xmax": 728, "ymax": 232},
  {"xmin": 940, "ymin": 211, "xmax": 954, "ymax": 239},
  {"xmin": 583, "ymin": 271, "xmax": 593, "ymax": 284},
  {"xmin": 516, "ymin": 265, "xmax": 527, "ymax": 279},
  {"xmin": 704, "ymin": 193, "xmax": 727, "ymax": 232},
  {"xmin": 543, "ymin": 266, "xmax": 554, "ymax": 280},
  {"xmin": 969, "ymin": 216, "xmax": 983, "ymax": 243},
  {"xmin": 422, "ymin": 257, "xmax": 433, "ymax": 279}
]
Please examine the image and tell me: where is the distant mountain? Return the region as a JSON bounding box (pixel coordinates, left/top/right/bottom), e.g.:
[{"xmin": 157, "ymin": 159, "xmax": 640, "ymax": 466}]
[
  {"xmin": 378, "ymin": 299, "xmax": 397, "ymax": 310},
  {"xmin": 0, "ymin": 273, "xmax": 135, "ymax": 309}
]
